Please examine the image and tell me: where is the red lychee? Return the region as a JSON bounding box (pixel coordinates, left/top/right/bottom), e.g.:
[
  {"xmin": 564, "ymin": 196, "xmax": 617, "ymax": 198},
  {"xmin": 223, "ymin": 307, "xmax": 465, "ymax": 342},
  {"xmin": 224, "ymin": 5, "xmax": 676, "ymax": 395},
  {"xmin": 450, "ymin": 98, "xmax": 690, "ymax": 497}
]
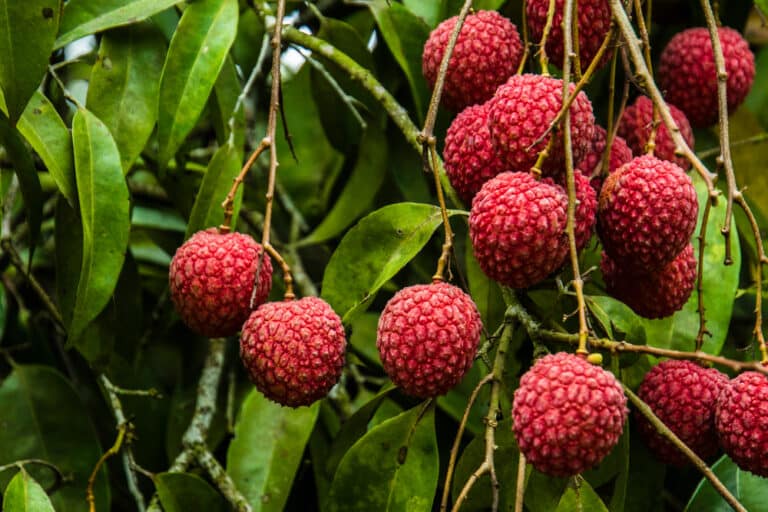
[
  {"xmin": 240, "ymin": 297, "xmax": 346, "ymax": 407},
  {"xmin": 469, "ymin": 171, "xmax": 569, "ymax": 288},
  {"xmin": 546, "ymin": 170, "xmax": 598, "ymax": 251},
  {"xmin": 635, "ymin": 360, "xmax": 728, "ymax": 466},
  {"xmin": 422, "ymin": 10, "xmax": 523, "ymax": 111},
  {"xmin": 512, "ymin": 352, "xmax": 628, "ymax": 477},
  {"xmin": 598, "ymin": 155, "xmax": 698, "ymax": 271},
  {"xmin": 578, "ymin": 126, "xmax": 633, "ymax": 186},
  {"xmin": 376, "ymin": 282, "xmax": 483, "ymax": 398},
  {"xmin": 617, "ymin": 96, "xmax": 694, "ymax": 171},
  {"xmin": 526, "ymin": 0, "xmax": 612, "ymax": 69},
  {"xmin": 169, "ymin": 228, "xmax": 272, "ymax": 338},
  {"xmin": 601, "ymin": 244, "xmax": 697, "ymax": 319},
  {"xmin": 443, "ymin": 102, "xmax": 507, "ymax": 204},
  {"xmin": 658, "ymin": 27, "xmax": 755, "ymax": 127},
  {"xmin": 487, "ymin": 73, "xmax": 595, "ymax": 175},
  {"xmin": 715, "ymin": 371, "xmax": 768, "ymax": 477}
]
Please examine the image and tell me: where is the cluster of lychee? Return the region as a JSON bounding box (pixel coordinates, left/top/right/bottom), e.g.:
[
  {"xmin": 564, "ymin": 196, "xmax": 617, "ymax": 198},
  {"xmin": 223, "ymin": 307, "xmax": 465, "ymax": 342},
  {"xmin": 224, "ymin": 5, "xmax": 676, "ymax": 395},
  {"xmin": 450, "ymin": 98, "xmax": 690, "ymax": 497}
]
[
  {"xmin": 426, "ymin": 5, "xmax": 754, "ymax": 320},
  {"xmin": 168, "ymin": 228, "xmax": 346, "ymax": 408}
]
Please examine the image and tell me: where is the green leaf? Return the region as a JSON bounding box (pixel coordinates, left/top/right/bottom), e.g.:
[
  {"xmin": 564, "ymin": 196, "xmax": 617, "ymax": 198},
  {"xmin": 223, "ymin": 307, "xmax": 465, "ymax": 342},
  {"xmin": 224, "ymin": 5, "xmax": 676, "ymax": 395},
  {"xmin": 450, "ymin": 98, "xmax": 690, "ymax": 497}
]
[
  {"xmin": 2, "ymin": 469, "xmax": 55, "ymax": 512},
  {"xmin": 465, "ymin": 233, "xmax": 505, "ymax": 331},
  {"xmin": 0, "ymin": 0, "xmax": 59, "ymax": 123},
  {"xmin": 327, "ymin": 404, "xmax": 438, "ymax": 512},
  {"xmin": 157, "ymin": 0, "xmax": 238, "ymax": 167},
  {"xmin": 524, "ymin": 471, "xmax": 569, "ymax": 512},
  {"xmin": 155, "ymin": 473, "xmax": 227, "ymax": 512},
  {"xmin": 685, "ymin": 455, "xmax": 768, "ymax": 511},
  {"xmin": 299, "ymin": 127, "xmax": 388, "ymax": 245},
  {"xmin": 17, "ymin": 91, "xmax": 76, "ymax": 206},
  {"xmin": 186, "ymin": 143, "xmax": 240, "ymax": 238},
  {"xmin": 320, "ymin": 203, "xmax": 453, "ymax": 323},
  {"xmin": 368, "ymin": 1, "xmax": 430, "ymax": 122},
  {"xmin": 554, "ymin": 480, "xmax": 609, "ymax": 512},
  {"xmin": 451, "ymin": 419, "xmax": 521, "ymax": 510},
  {"xmin": 87, "ymin": 23, "xmax": 166, "ymax": 173},
  {"xmin": 54, "ymin": 197, "xmax": 82, "ymax": 325},
  {"xmin": 0, "ymin": 366, "xmax": 109, "ymax": 511},
  {"xmin": 227, "ymin": 391, "xmax": 319, "ymax": 511},
  {"xmin": 56, "ymin": 0, "xmax": 181, "ymax": 49},
  {"xmin": 0, "ymin": 113, "xmax": 43, "ymax": 247},
  {"xmin": 69, "ymin": 108, "xmax": 130, "ymax": 343}
]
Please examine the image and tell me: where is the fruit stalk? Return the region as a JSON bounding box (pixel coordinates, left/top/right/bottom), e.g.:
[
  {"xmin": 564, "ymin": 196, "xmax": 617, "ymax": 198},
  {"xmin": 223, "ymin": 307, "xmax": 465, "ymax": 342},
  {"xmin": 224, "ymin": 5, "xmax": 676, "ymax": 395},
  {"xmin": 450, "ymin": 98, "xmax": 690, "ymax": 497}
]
[
  {"xmin": 537, "ymin": 0, "xmax": 558, "ymax": 73},
  {"xmin": 561, "ymin": 0, "xmax": 589, "ymax": 354},
  {"xmin": 625, "ymin": 386, "xmax": 746, "ymax": 512},
  {"xmin": 632, "ymin": 0, "xmax": 658, "ymax": 155},
  {"xmin": 609, "ymin": 0, "xmax": 718, "ymax": 198}
]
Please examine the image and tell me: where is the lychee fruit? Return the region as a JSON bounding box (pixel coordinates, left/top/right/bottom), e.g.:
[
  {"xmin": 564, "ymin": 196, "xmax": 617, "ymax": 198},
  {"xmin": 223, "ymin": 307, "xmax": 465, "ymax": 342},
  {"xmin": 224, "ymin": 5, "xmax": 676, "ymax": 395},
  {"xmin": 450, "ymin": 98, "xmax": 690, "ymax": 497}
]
[
  {"xmin": 578, "ymin": 126, "xmax": 633, "ymax": 188},
  {"xmin": 422, "ymin": 10, "xmax": 523, "ymax": 112},
  {"xmin": 715, "ymin": 371, "xmax": 768, "ymax": 477},
  {"xmin": 598, "ymin": 155, "xmax": 698, "ymax": 270},
  {"xmin": 546, "ymin": 170, "xmax": 598, "ymax": 251},
  {"xmin": 658, "ymin": 27, "xmax": 755, "ymax": 127},
  {"xmin": 487, "ymin": 73, "xmax": 595, "ymax": 175},
  {"xmin": 240, "ymin": 297, "xmax": 346, "ymax": 407},
  {"xmin": 443, "ymin": 102, "xmax": 507, "ymax": 204},
  {"xmin": 526, "ymin": 0, "xmax": 613, "ymax": 69},
  {"xmin": 376, "ymin": 282, "xmax": 483, "ymax": 398},
  {"xmin": 169, "ymin": 228, "xmax": 273, "ymax": 338},
  {"xmin": 601, "ymin": 244, "xmax": 697, "ymax": 319},
  {"xmin": 512, "ymin": 352, "xmax": 628, "ymax": 477},
  {"xmin": 617, "ymin": 96, "xmax": 694, "ymax": 171},
  {"xmin": 635, "ymin": 360, "xmax": 728, "ymax": 466},
  {"xmin": 470, "ymin": 171, "xmax": 569, "ymax": 288}
]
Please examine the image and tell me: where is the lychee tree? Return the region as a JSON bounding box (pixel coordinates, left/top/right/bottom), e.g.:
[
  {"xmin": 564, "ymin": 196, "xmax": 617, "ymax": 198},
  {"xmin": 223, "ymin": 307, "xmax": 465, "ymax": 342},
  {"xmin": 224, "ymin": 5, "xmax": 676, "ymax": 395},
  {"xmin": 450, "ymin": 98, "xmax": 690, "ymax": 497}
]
[{"xmin": 0, "ymin": 1, "xmax": 766, "ymax": 511}]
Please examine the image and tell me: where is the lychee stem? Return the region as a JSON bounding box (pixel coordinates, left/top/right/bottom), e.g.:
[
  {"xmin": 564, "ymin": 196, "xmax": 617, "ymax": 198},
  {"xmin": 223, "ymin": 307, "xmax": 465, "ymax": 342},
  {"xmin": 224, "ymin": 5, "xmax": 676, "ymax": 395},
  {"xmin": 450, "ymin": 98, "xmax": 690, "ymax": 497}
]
[
  {"xmin": 537, "ymin": 0, "xmax": 557, "ymax": 74},
  {"xmin": 596, "ymin": 50, "xmax": 620, "ymax": 181},
  {"xmin": 695, "ymin": 199, "xmax": 713, "ymax": 351},
  {"xmin": 517, "ymin": 3, "xmax": 531, "ymax": 74},
  {"xmin": 220, "ymin": 137, "xmax": 270, "ymax": 233},
  {"xmin": 632, "ymin": 0, "xmax": 658, "ymax": 156},
  {"xmin": 625, "ymin": 386, "xmax": 747, "ymax": 512},
  {"xmin": 561, "ymin": 0, "xmax": 590, "ymax": 355}
]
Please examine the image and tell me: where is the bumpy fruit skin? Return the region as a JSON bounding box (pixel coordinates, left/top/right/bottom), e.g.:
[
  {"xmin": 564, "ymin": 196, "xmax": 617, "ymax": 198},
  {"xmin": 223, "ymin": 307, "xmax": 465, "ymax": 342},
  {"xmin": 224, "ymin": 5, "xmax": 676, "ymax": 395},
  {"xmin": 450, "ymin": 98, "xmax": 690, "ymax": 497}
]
[
  {"xmin": 526, "ymin": 0, "xmax": 612, "ymax": 69},
  {"xmin": 715, "ymin": 372, "xmax": 768, "ymax": 477},
  {"xmin": 579, "ymin": 126, "xmax": 633, "ymax": 180},
  {"xmin": 546, "ymin": 171, "xmax": 597, "ymax": 251},
  {"xmin": 598, "ymin": 155, "xmax": 698, "ymax": 270},
  {"xmin": 422, "ymin": 11, "xmax": 523, "ymax": 111},
  {"xmin": 444, "ymin": 103, "xmax": 507, "ymax": 204},
  {"xmin": 658, "ymin": 27, "xmax": 755, "ymax": 127},
  {"xmin": 512, "ymin": 352, "xmax": 628, "ymax": 477},
  {"xmin": 601, "ymin": 244, "xmax": 697, "ymax": 319},
  {"xmin": 470, "ymin": 172, "xmax": 569, "ymax": 288},
  {"xmin": 240, "ymin": 297, "xmax": 346, "ymax": 407},
  {"xmin": 488, "ymin": 74, "xmax": 595, "ymax": 175},
  {"xmin": 376, "ymin": 282, "xmax": 482, "ymax": 398},
  {"xmin": 169, "ymin": 229, "xmax": 272, "ymax": 338},
  {"xmin": 636, "ymin": 360, "xmax": 728, "ymax": 466},
  {"xmin": 617, "ymin": 96, "xmax": 694, "ymax": 171}
]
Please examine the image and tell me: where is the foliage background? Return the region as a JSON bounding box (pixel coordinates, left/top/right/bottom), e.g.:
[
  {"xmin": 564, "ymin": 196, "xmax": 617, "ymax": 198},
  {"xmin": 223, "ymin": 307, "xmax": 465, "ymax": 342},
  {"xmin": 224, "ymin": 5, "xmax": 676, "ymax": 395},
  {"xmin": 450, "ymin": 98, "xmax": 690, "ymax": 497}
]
[{"xmin": 0, "ymin": 0, "xmax": 767, "ymax": 511}]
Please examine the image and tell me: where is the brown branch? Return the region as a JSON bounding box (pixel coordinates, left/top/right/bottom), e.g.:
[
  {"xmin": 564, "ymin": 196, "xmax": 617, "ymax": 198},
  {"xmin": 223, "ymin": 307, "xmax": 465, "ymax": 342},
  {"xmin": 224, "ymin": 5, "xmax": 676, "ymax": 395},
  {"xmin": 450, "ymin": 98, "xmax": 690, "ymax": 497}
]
[
  {"xmin": 220, "ymin": 138, "xmax": 270, "ymax": 232},
  {"xmin": 695, "ymin": 199, "xmax": 713, "ymax": 350},
  {"xmin": 625, "ymin": 386, "xmax": 747, "ymax": 512}
]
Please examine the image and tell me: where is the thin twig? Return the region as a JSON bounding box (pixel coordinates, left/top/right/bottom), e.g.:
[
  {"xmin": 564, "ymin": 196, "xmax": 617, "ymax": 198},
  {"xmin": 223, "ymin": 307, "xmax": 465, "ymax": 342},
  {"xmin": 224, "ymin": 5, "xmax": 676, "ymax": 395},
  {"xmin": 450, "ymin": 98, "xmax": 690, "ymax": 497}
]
[
  {"xmin": 227, "ymin": 33, "xmax": 271, "ymax": 147},
  {"xmin": 695, "ymin": 199, "xmax": 713, "ymax": 350},
  {"xmin": 220, "ymin": 138, "xmax": 270, "ymax": 232},
  {"xmin": 514, "ymin": 451, "xmax": 526, "ymax": 512},
  {"xmin": 625, "ymin": 386, "xmax": 747, "ymax": 512},
  {"xmin": 537, "ymin": 0, "xmax": 558, "ymax": 73},
  {"xmin": 696, "ymin": 133, "xmax": 768, "ymax": 159},
  {"xmin": 87, "ymin": 423, "xmax": 127, "ymax": 512}
]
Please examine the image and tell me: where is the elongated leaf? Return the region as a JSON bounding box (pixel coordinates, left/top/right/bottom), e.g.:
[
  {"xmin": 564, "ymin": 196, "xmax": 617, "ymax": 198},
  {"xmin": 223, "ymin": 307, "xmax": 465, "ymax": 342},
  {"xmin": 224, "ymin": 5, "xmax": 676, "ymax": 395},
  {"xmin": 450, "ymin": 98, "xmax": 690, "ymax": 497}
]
[
  {"xmin": 327, "ymin": 404, "xmax": 438, "ymax": 512},
  {"xmin": 685, "ymin": 455, "xmax": 768, "ymax": 511},
  {"xmin": 227, "ymin": 391, "xmax": 319, "ymax": 511},
  {"xmin": 155, "ymin": 473, "xmax": 227, "ymax": 512},
  {"xmin": 157, "ymin": 0, "xmax": 238, "ymax": 167},
  {"xmin": 56, "ymin": 0, "xmax": 181, "ymax": 49},
  {"xmin": 300, "ymin": 127, "xmax": 388, "ymax": 245},
  {"xmin": 554, "ymin": 480, "xmax": 609, "ymax": 512},
  {"xmin": 2, "ymin": 469, "xmax": 55, "ymax": 512},
  {"xmin": 186, "ymin": 142, "xmax": 241, "ymax": 238},
  {"xmin": 0, "ymin": 366, "xmax": 109, "ymax": 511},
  {"xmin": 17, "ymin": 91, "xmax": 76, "ymax": 205},
  {"xmin": 0, "ymin": 113, "xmax": 43, "ymax": 247},
  {"xmin": 87, "ymin": 23, "xmax": 166, "ymax": 173},
  {"xmin": 69, "ymin": 108, "xmax": 130, "ymax": 343},
  {"xmin": 465, "ymin": 233, "xmax": 505, "ymax": 331},
  {"xmin": 368, "ymin": 1, "xmax": 430, "ymax": 122},
  {"xmin": 54, "ymin": 197, "xmax": 82, "ymax": 326},
  {"xmin": 0, "ymin": 0, "xmax": 59, "ymax": 123},
  {"xmin": 321, "ymin": 203, "xmax": 459, "ymax": 323}
]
